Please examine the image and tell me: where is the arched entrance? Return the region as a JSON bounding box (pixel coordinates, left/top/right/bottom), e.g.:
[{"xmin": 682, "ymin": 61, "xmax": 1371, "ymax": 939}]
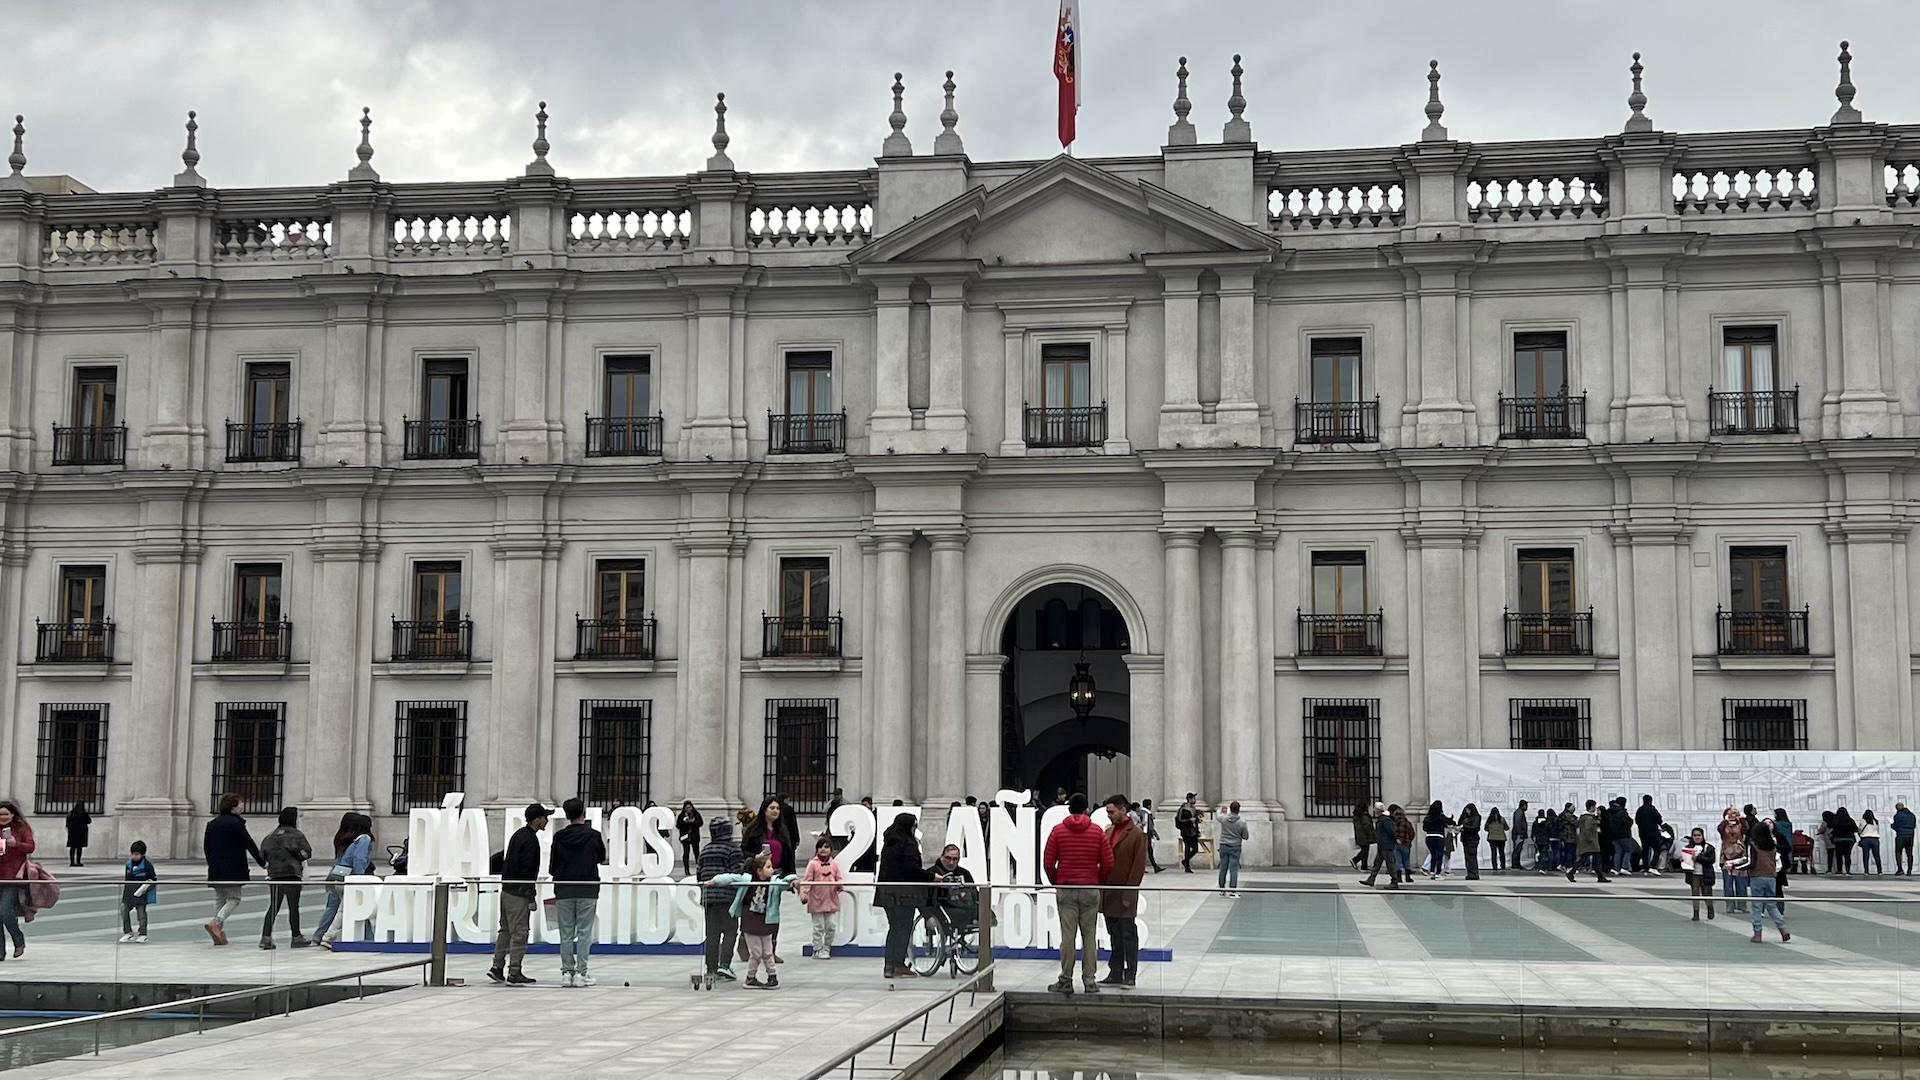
[{"xmin": 999, "ymin": 583, "xmax": 1131, "ymax": 798}]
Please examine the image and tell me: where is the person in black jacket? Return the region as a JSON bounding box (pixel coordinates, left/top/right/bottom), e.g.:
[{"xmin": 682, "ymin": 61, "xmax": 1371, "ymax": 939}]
[
  {"xmin": 1634, "ymin": 795, "xmax": 1665, "ymax": 876},
  {"xmin": 675, "ymin": 801, "xmax": 704, "ymax": 877},
  {"xmin": 487, "ymin": 803, "xmax": 549, "ymax": 986},
  {"xmin": 874, "ymin": 812, "xmax": 928, "ymax": 979},
  {"xmin": 202, "ymin": 794, "xmax": 266, "ymax": 947},
  {"xmin": 548, "ymin": 798, "xmax": 607, "ymax": 987},
  {"xmin": 65, "ymin": 803, "xmax": 91, "ymax": 867},
  {"xmin": 698, "ymin": 818, "xmax": 746, "ymax": 980}
]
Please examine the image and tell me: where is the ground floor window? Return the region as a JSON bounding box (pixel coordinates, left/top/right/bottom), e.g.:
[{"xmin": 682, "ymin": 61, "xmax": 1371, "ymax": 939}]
[
  {"xmin": 579, "ymin": 699, "xmax": 651, "ymax": 808},
  {"xmin": 1302, "ymin": 698, "xmax": 1380, "ymax": 819},
  {"xmin": 765, "ymin": 698, "xmax": 837, "ymax": 814},
  {"xmin": 1722, "ymin": 698, "xmax": 1807, "ymax": 750},
  {"xmin": 213, "ymin": 702, "xmax": 286, "ymax": 814},
  {"xmin": 36, "ymin": 703, "xmax": 107, "ymax": 814},
  {"xmin": 1509, "ymin": 698, "xmax": 1592, "ymax": 749},
  {"xmin": 393, "ymin": 701, "xmax": 467, "ymax": 812}
]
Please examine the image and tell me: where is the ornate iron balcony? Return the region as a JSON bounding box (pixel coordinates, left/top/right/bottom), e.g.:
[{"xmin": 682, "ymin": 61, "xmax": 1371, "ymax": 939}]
[
  {"xmin": 1022, "ymin": 403, "xmax": 1107, "ymax": 448},
  {"xmin": 1716, "ymin": 607, "xmax": 1809, "ymax": 655},
  {"xmin": 36, "ymin": 620, "xmax": 114, "ymax": 662},
  {"xmin": 1498, "ymin": 394, "xmax": 1586, "ymax": 440},
  {"xmin": 1297, "ymin": 611, "xmax": 1384, "ymax": 656},
  {"xmin": 1294, "ymin": 398, "xmax": 1379, "ymax": 444},
  {"xmin": 762, "ymin": 614, "xmax": 842, "ymax": 658},
  {"xmin": 402, "ymin": 417, "xmax": 481, "ymax": 460},
  {"xmin": 211, "ymin": 619, "xmax": 292, "ymax": 662},
  {"xmin": 1503, "ymin": 609, "xmax": 1593, "ymax": 656},
  {"xmin": 768, "ymin": 411, "xmax": 845, "ymax": 454},
  {"xmin": 575, "ymin": 616, "xmax": 657, "ymax": 660},
  {"xmin": 585, "ymin": 415, "xmax": 663, "ymax": 458},
  {"xmin": 391, "ymin": 617, "xmax": 473, "ymax": 661},
  {"xmin": 225, "ymin": 420, "xmax": 302, "ymax": 463},
  {"xmin": 52, "ymin": 424, "xmax": 127, "ymax": 466},
  {"xmin": 1708, "ymin": 387, "xmax": 1799, "ymax": 436}
]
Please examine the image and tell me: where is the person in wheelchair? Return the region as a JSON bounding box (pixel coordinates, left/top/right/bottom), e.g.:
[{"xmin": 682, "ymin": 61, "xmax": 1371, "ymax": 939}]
[{"xmin": 924, "ymin": 844, "xmax": 977, "ymax": 932}]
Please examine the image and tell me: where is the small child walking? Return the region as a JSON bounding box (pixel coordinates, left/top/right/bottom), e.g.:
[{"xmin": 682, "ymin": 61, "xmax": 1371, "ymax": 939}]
[
  {"xmin": 798, "ymin": 838, "xmax": 846, "ymax": 959},
  {"xmin": 707, "ymin": 853, "xmax": 796, "ymax": 989},
  {"xmin": 119, "ymin": 841, "xmax": 157, "ymax": 943}
]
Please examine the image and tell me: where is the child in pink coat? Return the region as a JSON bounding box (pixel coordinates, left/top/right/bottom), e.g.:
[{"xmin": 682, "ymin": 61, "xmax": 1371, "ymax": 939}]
[{"xmin": 798, "ymin": 838, "xmax": 846, "ymax": 959}]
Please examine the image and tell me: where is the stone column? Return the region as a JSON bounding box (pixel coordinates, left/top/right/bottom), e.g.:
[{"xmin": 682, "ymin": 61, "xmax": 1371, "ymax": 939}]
[
  {"xmin": 489, "ymin": 544, "xmax": 550, "ymax": 804},
  {"xmin": 999, "ymin": 326, "xmax": 1026, "ymax": 456},
  {"xmin": 677, "ymin": 538, "xmax": 733, "ymax": 804},
  {"xmin": 1162, "ymin": 530, "xmax": 1204, "ymax": 800},
  {"xmin": 926, "ymin": 533, "xmax": 968, "ymax": 804},
  {"xmin": 1123, "ymin": 653, "xmax": 1165, "ymax": 810},
  {"xmin": 117, "ymin": 485, "xmax": 199, "ymax": 856},
  {"xmin": 1809, "ymin": 234, "xmax": 1903, "ymax": 438},
  {"xmin": 872, "ymin": 534, "xmax": 913, "ymax": 798},
  {"xmin": 1218, "ymin": 532, "xmax": 1261, "ymax": 799},
  {"xmin": 964, "ymin": 654, "xmax": 1006, "ymax": 797},
  {"xmin": 304, "ymin": 482, "xmax": 379, "ymax": 815},
  {"xmin": 871, "ymin": 282, "xmax": 912, "ymax": 434}
]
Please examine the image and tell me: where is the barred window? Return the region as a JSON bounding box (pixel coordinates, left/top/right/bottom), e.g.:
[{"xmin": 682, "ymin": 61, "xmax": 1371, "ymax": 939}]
[
  {"xmin": 393, "ymin": 701, "xmax": 467, "ymax": 812},
  {"xmin": 1302, "ymin": 698, "xmax": 1380, "ymax": 819},
  {"xmin": 579, "ymin": 700, "xmax": 651, "ymax": 808},
  {"xmin": 765, "ymin": 698, "xmax": 837, "ymax": 814},
  {"xmin": 36, "ymin": 703, "xmax": 107, "ymax": 814},
  {"xmin": 213, "ymin": 702, "xmax": 286, "ymax": 815},
  {"xmin": 1509, "ymin": 698, "xmax": 1592, "ymax": 749},
  {"xmin": 1722, "ymin": 699, "xmax": 1807, "ymax": 750}
]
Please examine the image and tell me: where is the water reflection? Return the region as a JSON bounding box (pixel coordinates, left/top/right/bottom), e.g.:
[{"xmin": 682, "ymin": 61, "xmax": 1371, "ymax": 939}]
[
  {"xmin": 958, "ymin": 1034, "xmax": 1908, "ymax": 1080},
  {"xmin": 0, "ymin": 1015, "xmax": 239, "ymax": 1072}
]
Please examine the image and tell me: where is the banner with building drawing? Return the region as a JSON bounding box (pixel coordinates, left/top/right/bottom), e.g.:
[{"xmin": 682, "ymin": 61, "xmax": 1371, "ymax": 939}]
[{"xmin": 1428, "ymin": 749, "xmax": 1920, "ymax": 836}]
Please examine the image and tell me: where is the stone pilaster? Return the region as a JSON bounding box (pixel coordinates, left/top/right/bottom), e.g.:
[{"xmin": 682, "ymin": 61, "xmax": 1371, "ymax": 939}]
[
  {"xmin": 301, "ymin": 473, "xmax": 385, "ymax": 816},
  {"xmin": 667, "ymin": 267, "xmax": 757, "ymax": 462},
  {"xmin": 1385, "ymin": 242, "xmax": 1486, "ymax": 448},
  {"xmin": 1161, "ymin": 530, "xmax": 1204, "ymax": 801},
  {"xmin": 123, "ymin": 279, "xmax": 216, "ymax": 470},
  {"xmin": 1803, "ymin": 227, "xmax": 1909, "ymax": 439},
  {"xmin": 963, "ymin": 654, "xmax": 1007, "ymax": 797},
  {"xmin": 117, "ymin": 479, "xmax": 204, "ymax": 857},
  {"xmin": 871, "ymin": 533, "xmax": 913, "ymax": 799},
  {"xmin": 300, "ymin": 275, "xmax": 393, "ymax": 468},
  {"xmin": 482, "ymin": 469, "xmax": 565, "ymax": 804},
  {"xmin": 0, "ymin": 284, "xmax": 41, "ymax": 472},
  {"xmin": 1823, "ymin": 446, "xmax": 1915, "ymax": 749},
  {"xmin": 925, "ymin": 532, "xmax": 969, "ymax": 805},
  {"xmin": 1394, "ymin": 451, "xmax": 1487, "ymax": 796},
  {"xmin": 483, "ymin": 270, "xmax": 577, "ymax": 463},
  {"xmin": 1591, "ymin": 235, "xmax": 1696, "ymax": 442}
]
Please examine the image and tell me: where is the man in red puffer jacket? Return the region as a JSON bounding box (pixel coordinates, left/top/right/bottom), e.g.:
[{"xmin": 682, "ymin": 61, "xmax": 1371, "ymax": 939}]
[{"xmin": 1043, "ymin": 792, "xmax": 1113, "ymax": 995}]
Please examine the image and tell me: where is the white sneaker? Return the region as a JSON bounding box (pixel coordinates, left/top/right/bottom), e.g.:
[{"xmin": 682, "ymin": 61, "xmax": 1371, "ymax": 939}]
[
  {"xmin": 562, "ymin": 973, "xmax": 576, "ymax": 988},
  {"xmin": 576, "ymin": 974, "xmax": 596, "ymax": 987},
  {"xmin": 135, "ymin": 935, "xmax": 148, "ymax": 944},
  {"xmin": 117, "ymin": 933, "xmax": 135, "ymax": 943}
]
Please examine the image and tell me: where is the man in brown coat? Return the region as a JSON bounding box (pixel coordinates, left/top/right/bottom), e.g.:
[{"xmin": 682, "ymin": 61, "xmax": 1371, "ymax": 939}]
[{"xmin": 1099, "ymin": 793, "xmax": 1147, "ymax": 987}]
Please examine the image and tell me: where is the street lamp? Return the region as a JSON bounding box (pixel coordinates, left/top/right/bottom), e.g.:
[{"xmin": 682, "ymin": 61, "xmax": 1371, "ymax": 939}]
[{"xmin": 1067, "ymin": 658, "xmax": 1096, "ymax": 718}]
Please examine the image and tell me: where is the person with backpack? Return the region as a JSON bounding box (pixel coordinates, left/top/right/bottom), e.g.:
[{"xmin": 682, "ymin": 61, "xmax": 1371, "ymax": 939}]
[
  {"xmin": 258, "ymin": 806, "xmax": 312, "ymax": 950},
  {"xmin": 118, "ymin": 840, "xmax": 157, "ymax": 943}
]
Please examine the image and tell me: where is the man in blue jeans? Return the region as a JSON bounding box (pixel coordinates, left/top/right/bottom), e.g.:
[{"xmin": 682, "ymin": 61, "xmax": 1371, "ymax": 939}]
[
  {"xmin": 1216, "ymin": 801, "xmax": 1249, "ymax": 897},
  {"xmin": 547, "ymin": 798, "xmax": 607, "ymax": 987}
]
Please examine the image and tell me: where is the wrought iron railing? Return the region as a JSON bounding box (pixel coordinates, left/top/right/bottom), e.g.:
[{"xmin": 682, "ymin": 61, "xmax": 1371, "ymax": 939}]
[
  {"xmin": 225, "ymin": 420, "xmax": 302, "ymax": 463},
  {"xmin": 575, "ymin": 616, "xmax": 658, "ymax": 659},
  {"xmin": 1498, "ymin": 394, "xmax": 1586, "ymax": 439},
  {"xmin": 585, "ymin": 415, "xmax": 664, "ymax": 457},
  {"xmin": 1502, "ymin": 609, "xmax": 1593, "ymax": 656},
  {"xmin": 35, "ymin": 620, "xmax": 114, "ymax": 662},
  {"xmin": 768, "ymin": 411, "xmax": 845, "ymax": 454},
  {"xmin": 1716, "ymin": 607, "xmax": 1809, "ymax": 655},
  {"xmin": 402, "ymin": 417, "xmax": 481, "ymax": 460},
  {"xmin": 762, "ymin": 614, "xmax": 842, "ymax": 658},
  {"xmin": 211, "ymin": 619, "xmax": 292, "ymax": 662},
  {"xmin": 1293, "ymin": 398, "xmax": 1379, "ymax": 444},
  {"xmin": 390, "ymin": 618, "xmax": 473, "ymax": 661},
  {"xmin": 1022, "ymin": 403, "xmax": 1107, "ymax": 448},
  {"xmin": 1708, "ymin": 387, "xmax": 1799, "ymax": 435},
  {"xmin": 51, "ymin": 424, "xmax": 127, "ymax": 466},
  {"xmin": 1296, "ymin": 611, "xmax": 1384, "ymax": 656}
]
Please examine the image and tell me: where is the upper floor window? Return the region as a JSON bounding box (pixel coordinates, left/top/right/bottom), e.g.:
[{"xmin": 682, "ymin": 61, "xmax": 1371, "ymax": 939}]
[
  {"xmin": 1506, "ymin": 548, "xmax": 1588, "ymax": 655},
  {"xmin": 1040, "ymin": 343, "xmax": 1092, "ymax": 412},
  {"xmin": 61, "ymin": 564, "xmax": 107, "ymax": 623},
  {"xmin": 422, "ymin": 358, "xmax": 469, "ymax": 422},
  {"xmin": 596, "ymin": 559, "xmax": 646, "ymax": 622},
  {"xmin": 784, "ymin": 351, "xmax": 833, "ymax": 416},
  {"xmin": 1516, "ymin": 548, "xmax": 1575, "ymax": 614},
  {"xmin": 234, "ymin": 563, "xmax": 284, "ymax": 624},
  {"xmin": 1311, "ymin": 551, "xmax": 1367, "ymax": 615},
  {"xmin": 1728, "ymin": 546, "xmax": 1788, "ymax": 612},
  {"xmin": 55, "ymin": 367, "xmax": 126, "ymax": 466},
  {"xmin": 1723, "ymin": 326, "xmax": 1779, "ymax": 393},
  {"xmin": 781, "ymin": 557, "xmax": 830, "ymax": 624},
  {"xmin": 1513, "ymin": 332, "xmax": 1568, "ymax": 399},
  {"xmin": 413, "ymin": 561, "xmax": 463, "ymax": 624},
  {"xmin": 245, "ymin": 362, "xmax": 291, "ymax": 427},
  {"xmin": 1309, "ymin": 338, "xmax": 1363, "ymax": 405},
  {"xmin": 603, "ymin": 355, "xmax": 650, "ymax": 419},
  {"xmin": 73, "ymin": 367, "xmax": 118, "ymax": 429}
]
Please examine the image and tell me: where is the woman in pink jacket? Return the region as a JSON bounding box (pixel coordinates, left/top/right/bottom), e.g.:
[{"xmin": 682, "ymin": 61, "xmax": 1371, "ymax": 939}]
[{"xmin": 798, "ymin": 838, "xmax": 846, "ymax": 959}]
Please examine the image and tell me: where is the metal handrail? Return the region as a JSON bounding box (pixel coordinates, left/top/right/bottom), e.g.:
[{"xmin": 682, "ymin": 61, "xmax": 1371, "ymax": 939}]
[
  {"xmin": 0, "ymin": 958, "xmax": 429, "ymax": 1056},
  {"xmin": 795, "ymin": 960, "xmax": 998, "ymax": 1080}
]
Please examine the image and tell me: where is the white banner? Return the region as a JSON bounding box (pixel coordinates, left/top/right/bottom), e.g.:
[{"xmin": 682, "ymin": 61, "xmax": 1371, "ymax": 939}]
[{"xmin": 1428, "ymin": 749, "xmax": 1920, "ymax": 832}]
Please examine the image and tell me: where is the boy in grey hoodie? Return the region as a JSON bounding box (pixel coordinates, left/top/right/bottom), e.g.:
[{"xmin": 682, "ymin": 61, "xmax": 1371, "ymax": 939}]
[
  {"xmin": 1216, "ymin": 801, "xmax": 1250, "ymax": 897},
  {"xmin": 258, "ymin": 807, "xmax": 312, "ymax": 950},
  {"xmin": 697, "ymin": 818, "xmax": 746, "ymax": 979}
]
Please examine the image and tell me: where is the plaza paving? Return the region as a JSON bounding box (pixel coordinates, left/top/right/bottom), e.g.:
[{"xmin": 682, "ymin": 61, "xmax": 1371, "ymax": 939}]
[{"xmin": 8, "ymin": 867, "xmax": 1920, "ymax": 1077}]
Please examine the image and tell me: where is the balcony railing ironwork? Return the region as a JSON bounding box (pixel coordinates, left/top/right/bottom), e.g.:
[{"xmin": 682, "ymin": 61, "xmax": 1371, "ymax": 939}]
[
  {"xmin": 225, "ymin": 420, "xmax": 302, "ymax": 463},
  {"xmin": 51, "ymin": 424, "xmax": 127, "ymax": 466},
  {"xmin": 1022, "ymin": 403, "xmax": 1107, "ymax": 448},
  {"xmin": 1716, "ymin": 607, "xmax": 1810, "ymax": 655},
  {"xmin": 575, "ymin": 616, "xmax": 658, "ymax": 660},
  {"xmin": 35, "ymin": 620, "xmax": 114, "ymax": 662},
  {"xmin": 391, "ymin": 618, "xmax": 474, "ymax": 662},
  {"xmin": 1708, "ymin": 387, "xmax": 1799, "ymax": 436},
  {"xmin": 1293, "ymin": 398, "xmax": 1379, "ymax": 444},
  {"xmin": 1296, "ymin": 611, "xmax": 1384, "ymax": 656},
  {"xmin": 1498, "ymin": 394, "xmax": 1586, "ymax": 440},
  {"xmin": 211, "ymin": 619, "xmax": 292, "ymax": 662},
  {"xmin": 1503, "ymin": 609, "xmax": 1594, "ymax": 656},
  {"xmin": 762, "ymin": 614, "xmax": 842, "ymax": 658},
  {"xmin": 585, "ymin": 415, "xmax": 664, "ymax": 458},
  {"xmin": 768, "ymin": 411, "xmax": 845, "ymax": 454},
  {"xmin": 402, "ymin": 417, "xmax": 481, "ymax": 460}
]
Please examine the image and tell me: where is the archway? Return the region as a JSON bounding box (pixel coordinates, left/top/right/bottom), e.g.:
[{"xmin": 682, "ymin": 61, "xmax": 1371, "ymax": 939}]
[{"xmin": 998, "ymin": 583, "xmax": 1131, "ymax": 799}]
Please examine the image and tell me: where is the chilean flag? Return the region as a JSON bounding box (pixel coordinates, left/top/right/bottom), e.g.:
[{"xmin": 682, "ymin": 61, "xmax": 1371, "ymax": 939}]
[{"xmin": 1053, "ymin": 1, "xmax": 1079, "ymax": 148}]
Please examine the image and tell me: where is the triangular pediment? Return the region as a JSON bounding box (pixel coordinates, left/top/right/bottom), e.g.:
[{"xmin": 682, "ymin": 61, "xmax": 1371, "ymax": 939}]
[{"xmin": 851, "ymin": 155, "xmax": 1280, "ymax": 267}]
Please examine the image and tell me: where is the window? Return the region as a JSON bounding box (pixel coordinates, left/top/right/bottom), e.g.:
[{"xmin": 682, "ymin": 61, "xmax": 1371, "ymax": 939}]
[
  {"xmin": 596, "ymin": 559, "xmax": 645, "ymax": 623},
  {"xmin": 1040, "ymin": 343, "xmax": 1092, "ymax": 412},
  {"xmin": 1722, "ymin": 699, "xmax": 1807, "ymax": 750},
  {"xmin": 245, "ymin": 362, "xmax": 291, "ymax": 427},
  {"xmin": 413, "ymin": 561, "xmax": 463, "ymax": 624},
  {"xmin": 1311, "ymin": 551, "xmax": 1367, "ymax": 615},
  {"xmin": 218, "ymin": 562, "xmax": 288, "ymax": 661},
  {"xmin": 392, "ymin": 701, "xmax": 467, "ymax": 812},
  {"xmin": 1510, "ymin": 699, "xmax": 1592, "ymax": 749},
  {"xmin": 213, "ymin": 702, "xmax": 285, "ymax": 814},
  {"xmin": 72, "ymin": 367, "xmax": 118, "ymax": 429},
  {"xmin": 1728, "ymin": 546, "xmax": 1788, "ymax": 613},
  {"xmin": 765, "ymin": 698, "xmax": 837, "ymax": 813},
  {"xmin": 35, "ymin": 703, "xmax": 107, "ymax": 814},
  {"xmin": 780, "ymin": 557, "xmax": 830, "ymax": 624},
  {"xmin": 235, "ymin": 563, "xmax": 284, "ymax": 624},
  {"xmin": 579, "ymin": 700, "xmax": 651, "ymax": 807},
  {"xmin": 784, "ymin": 351, "xmax": 833, "ymax": 416},
  {"xmin": 1516, "ymin": 549, "xmax": 1575, "ymax": 614},
  {"xmin": 1513, "ymin": 332, "xmax": 1568, "ymax": 399},
  {"xmin": 61, "ymin": 565, "xmax": 107, "ymax": 623},
  {"xmin": 1309, "ymin": 338, "xmax": 1363, "ymax": 405},
  {"xmin": 1301, "ymin": 699, "xmax": 1380, "ymax": 818},
  {"xmin": 421, "ymin": 359, "xmax": 469, "ymax": 423},
  {"xmin": 1723, "ymin": 326, "xmax": 1778, "ymax": 394},
  {"xmin": 603, "ymin": 356, "xmax": 650, "ymax": 420}
]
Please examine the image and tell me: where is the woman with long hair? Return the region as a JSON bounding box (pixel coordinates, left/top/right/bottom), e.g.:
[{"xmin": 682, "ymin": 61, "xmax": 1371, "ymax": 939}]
[
  {"xmin": 1860, "ymin": 809, "xmax": 1884, "ymax": 874},
  {"xmin": 740, "ymin": 797, "xmax": 799, "ymax": 961},
  {"xmin": 1422, "ymin": 801, "xmax": 1449, "ymax": 878},
  {"xmin": 873, "ymin": 812, "xmax": 928, "ymax": 979},
  {"xmin": 1831, "ymin": 807, "xmax": 1859, "ymax": 876},
  {"xmin": 675, "ymin": 801, "xmax": 704, "ymax": 877},
  {"xmin": 1485, "ymin": 808, "xmax": 1508, "ymax": 872},
  {"xmin": 1717, "ymin": 807, "xmax": 1748, "ymax": 913},
  {"xmin": 0, "ymin": 802, "xmax": 34, "ymax": 959},
  {"xmin": 64, "ymin": 802, "xmax": 90, "ymax": 868},
  {"xmin": 314, "ymin": 812, "xmax": 375, "ymax": 949},
  {"xmin": 1682, "ymin": 826, "xmax": 1717, "ymax": 921}
]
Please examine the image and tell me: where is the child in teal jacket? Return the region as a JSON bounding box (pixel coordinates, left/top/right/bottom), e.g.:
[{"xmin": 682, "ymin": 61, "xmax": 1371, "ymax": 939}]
[{"xmin": 706, "ymin": 853, "xmax": 798, "ymax": 988}]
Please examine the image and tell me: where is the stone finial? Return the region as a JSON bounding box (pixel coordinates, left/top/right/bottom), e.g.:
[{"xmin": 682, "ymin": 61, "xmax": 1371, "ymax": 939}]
[
  {"xmin": 1167, "ymin": 56, "xmax": 1196, "ymax": 145},
  {"xmin": 1222, "ymin": 54, "xmax": 1251, "ymax": 143},
  {"xmin": 1832, "ymin": 40, "xmax": 1862, "ymax": 123},
  {"xmin": 1421, "ymin": 60, "xmax": 1448, "ymax": 141},
  {"xmin": 933, "ymin": 70, "xmax": 964, "ymax": 155},
  {"xmin": 526, "ymin": 100, "xmax": 554, "ymax": 176},
  {"xmin": 1624, "ymin": 52, "xmax": 1653, "ymax": 133},
  {"xmin": 705, "ymin": 93, "xmax": 733, "ymax": 171},
  {"xmin": 6, "ymin": 115, "xmax": 24, "ymax": 176},
  {"xmin": 882, "ymin": 72, "xmax": 912, "ymax": 157},
  {"xmin": 348, "ymin": 106, "xmax": 379, "ymax": 181},
  {"xmin": 173, "ymin": 110, "xmax": 205, "ymax": 187}
]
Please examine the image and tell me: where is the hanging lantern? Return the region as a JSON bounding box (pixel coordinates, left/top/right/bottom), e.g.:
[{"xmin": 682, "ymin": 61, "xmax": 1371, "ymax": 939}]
[{"xmin": 1067, "ymin": 660, "xmax": 1097, "ymax": 718}]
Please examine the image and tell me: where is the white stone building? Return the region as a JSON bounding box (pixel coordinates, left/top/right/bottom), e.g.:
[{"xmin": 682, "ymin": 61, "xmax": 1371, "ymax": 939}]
[{"xmin": 2, "ymin": 47, "xmax": 1918, "ymax": 863}]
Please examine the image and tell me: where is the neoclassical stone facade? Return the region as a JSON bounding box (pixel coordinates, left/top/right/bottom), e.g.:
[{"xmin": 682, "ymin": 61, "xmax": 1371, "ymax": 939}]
[{"xmin": 2, "ymin": 48, "xmax": 1918, "ymax": 862}]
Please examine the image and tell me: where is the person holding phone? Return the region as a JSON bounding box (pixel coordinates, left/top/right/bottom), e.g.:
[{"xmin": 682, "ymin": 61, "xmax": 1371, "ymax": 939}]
[{"xmin": 1681, "ymin": 827, "xmax": 1716, "ymax": 921}]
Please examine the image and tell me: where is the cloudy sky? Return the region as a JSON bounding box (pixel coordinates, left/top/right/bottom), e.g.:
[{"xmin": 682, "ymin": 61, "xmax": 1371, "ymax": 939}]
[{"xmin": 8, "ymin": 1, "xmax": 1915, "ymax": 192}]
